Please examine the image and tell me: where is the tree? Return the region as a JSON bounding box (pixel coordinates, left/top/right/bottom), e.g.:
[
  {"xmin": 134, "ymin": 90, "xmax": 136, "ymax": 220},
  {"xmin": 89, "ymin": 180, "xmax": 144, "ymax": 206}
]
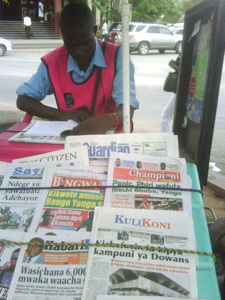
[{"xmin": 130, "ymin": 0, "xmax": 182, "ymax": 23}]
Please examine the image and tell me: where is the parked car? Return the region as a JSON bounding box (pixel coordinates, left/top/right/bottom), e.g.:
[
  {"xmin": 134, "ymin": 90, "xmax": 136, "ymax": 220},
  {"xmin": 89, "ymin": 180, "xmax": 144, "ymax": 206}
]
[
  {"xmin": 116, "ymin": 22, "xmax": 183, "ymax": 55},
  {"xmin": 0, "ymin": 38, "xmax": 12, "ymax": 56},
  {"xmin": 108, "ymin": 22, "xmax": 122, "ymax": 43}
]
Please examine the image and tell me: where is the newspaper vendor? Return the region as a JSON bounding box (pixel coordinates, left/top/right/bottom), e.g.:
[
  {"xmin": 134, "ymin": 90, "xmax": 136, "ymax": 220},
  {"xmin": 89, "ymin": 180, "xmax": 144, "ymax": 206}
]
[{"xmin": 16, "ymin": 3, "xmax": 139, "ymax": 135}]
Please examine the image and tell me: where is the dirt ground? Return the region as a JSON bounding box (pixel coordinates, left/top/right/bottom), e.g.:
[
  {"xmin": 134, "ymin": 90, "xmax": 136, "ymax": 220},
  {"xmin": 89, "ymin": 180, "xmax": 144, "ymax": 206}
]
[{"xmin": 203, "ymin": 185, "xmax": 225, "ymax": 222}]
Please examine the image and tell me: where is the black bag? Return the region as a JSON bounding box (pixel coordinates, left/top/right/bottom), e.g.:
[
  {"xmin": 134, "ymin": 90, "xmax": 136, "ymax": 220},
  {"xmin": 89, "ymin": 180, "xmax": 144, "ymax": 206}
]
[{"xmin": 163, "ymin": 71, "xmax": 178, "ymax": 93}]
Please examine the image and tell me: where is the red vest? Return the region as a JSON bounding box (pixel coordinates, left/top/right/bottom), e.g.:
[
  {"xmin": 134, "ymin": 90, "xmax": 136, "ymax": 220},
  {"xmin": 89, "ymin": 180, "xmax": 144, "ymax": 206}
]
[{"xmin": 42, "ymin": 40, "xmax": 120, "ymax": 115}]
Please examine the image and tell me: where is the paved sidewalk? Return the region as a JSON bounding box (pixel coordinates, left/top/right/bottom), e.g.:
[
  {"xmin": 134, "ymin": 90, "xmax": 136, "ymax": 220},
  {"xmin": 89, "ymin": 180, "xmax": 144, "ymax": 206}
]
[{"xmin": 10, "ymin": 38, "xmax": 63, "ymax": 51}]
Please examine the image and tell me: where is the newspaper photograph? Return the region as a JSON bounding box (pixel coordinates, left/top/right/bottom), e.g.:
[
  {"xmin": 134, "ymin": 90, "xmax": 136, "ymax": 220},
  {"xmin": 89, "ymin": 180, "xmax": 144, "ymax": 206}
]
[
  {"xmin": 65, "ymin": 133, "xmax": 179, "ymax": 166},
  {"xmin": 104, "ymin": 152, "xmax": 192, "ymax": 215},
  {"xmin": 29, "ymin": 167, "xmax": 107, "ymax": 235},
  {"xmin": 8, "ymin": 232, "xmax": 89, "ymax": 300},
  {"xmin": 0, "ymin": 161, "xmax": 82, "ymax": 232},
  {"xmin": 0, "ymin": 230, "xmax": 24, "ymax": 300},
  {"xmin": 82, "ymin": 207, "xmax": 198, "ymax": 300},
  {"xmin": 12, "ymin": 146, "xmax": 89, "ymax": 166}
]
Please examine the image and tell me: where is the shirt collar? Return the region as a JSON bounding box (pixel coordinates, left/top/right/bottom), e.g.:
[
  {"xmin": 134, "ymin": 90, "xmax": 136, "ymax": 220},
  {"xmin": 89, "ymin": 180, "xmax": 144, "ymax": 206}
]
[{"xmin": 67, "ymin": 37, "xmax": 106, "ymax": 74}]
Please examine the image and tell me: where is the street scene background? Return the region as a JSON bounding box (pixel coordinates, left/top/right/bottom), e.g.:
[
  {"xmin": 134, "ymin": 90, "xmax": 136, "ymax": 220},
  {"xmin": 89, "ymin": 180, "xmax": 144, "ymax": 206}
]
[{"xmin": 0, "ymin": 48, "xmax": 224, "ymax": 175}]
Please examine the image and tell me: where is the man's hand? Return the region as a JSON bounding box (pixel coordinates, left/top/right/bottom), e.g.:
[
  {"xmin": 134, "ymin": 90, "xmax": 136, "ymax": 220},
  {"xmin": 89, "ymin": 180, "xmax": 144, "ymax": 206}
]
[
  {"xmin": 65, "ymin": 108, "xmax": 91, "ymax": 123},
  {"xmin": 71, "ymin": 114, "xmax": 115, "ymax": 135}
]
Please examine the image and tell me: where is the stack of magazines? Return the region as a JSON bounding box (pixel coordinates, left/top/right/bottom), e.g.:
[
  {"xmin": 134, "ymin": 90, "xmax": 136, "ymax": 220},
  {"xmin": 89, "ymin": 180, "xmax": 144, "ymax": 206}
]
[{"xmin": 0, "ymin": 133, "xmax": 204, "ymax": 300}]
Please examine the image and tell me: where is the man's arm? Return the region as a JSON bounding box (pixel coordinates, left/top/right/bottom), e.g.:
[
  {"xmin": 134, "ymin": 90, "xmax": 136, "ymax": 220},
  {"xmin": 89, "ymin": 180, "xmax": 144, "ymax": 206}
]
[
  {"xmin": 71, "ymin": 105, "xmax": 134, "ymax": 135},
  {"xmin": 17, "ymin": 95, "xmax": 91, "ymax": 123}
]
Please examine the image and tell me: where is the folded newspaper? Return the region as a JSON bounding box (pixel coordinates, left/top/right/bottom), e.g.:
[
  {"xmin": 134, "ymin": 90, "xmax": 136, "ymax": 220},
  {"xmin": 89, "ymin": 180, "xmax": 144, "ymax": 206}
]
[
  {"xmin": 104, "ymin": 152, "xmax": 192, "ymax": 215},
  {"xmin": 7, "ymin": 232, "xmax": 90, "ymax": 300},
  {"xmin": 29, "ymin": 166, "xmax": 107, "ymax": 235},
  {"xmin": 65, "ymin": 133, "xmax": 179, "ymax": 166},
  {"xmin": 82, "ymin": 207, "xmax": 198, "ymax": 300}
]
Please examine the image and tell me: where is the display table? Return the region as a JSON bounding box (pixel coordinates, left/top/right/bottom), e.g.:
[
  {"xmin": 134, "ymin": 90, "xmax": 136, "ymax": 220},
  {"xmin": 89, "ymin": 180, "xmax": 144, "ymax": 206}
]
[
  {"xmin": 0, "ymin": 122, "xmax": 64, "ymax": 162},
  {"xmin": 187, "ymin": 163, "xmax": 220, "ymax": 300}
]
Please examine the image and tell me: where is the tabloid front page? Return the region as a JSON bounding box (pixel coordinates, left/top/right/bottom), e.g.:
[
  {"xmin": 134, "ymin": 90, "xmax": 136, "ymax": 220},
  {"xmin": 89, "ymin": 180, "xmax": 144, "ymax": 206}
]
[
  {"xmin": 29, "ymin": 167, "xmax": 107, "ymax": 235},
  {"xmin": 0, "ymin": 161, "xmax": 82, "ymax": 232},
  {"xmin": 7, "ymin": 232, "xmax": 90, "ymax": 300},
  {"xmin": 0, "ymin": 230, "xmax": 24, "ymax": 300},
  {"xmin": 104, "ymin": 152, "xmax": 192, "ymax": 215},
  {"xmin": 12, "ymin": 146, "xmax": 89, "ymax": 166},
  {"xmin": 65, "ymin": 133, "xmax": 179, "ymax": 166},
  {"xmin": 82, "ymin": 207, "xmax": 198, "ymax": 300}
]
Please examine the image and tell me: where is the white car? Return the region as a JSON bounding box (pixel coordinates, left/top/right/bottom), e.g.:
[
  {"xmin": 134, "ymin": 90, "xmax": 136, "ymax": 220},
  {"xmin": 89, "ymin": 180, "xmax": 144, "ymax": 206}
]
[
  {"xmin": 116, "ymin": 22, "xmax": 183, "ymax": 55},
  {"xmin": 0, "ymin": 38, "xmax": 12, "ymax": 56}
]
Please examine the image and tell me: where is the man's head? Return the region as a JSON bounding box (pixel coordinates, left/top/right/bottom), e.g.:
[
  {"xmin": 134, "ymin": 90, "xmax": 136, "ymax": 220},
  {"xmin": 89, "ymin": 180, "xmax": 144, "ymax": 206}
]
[
  {"xmin": 41, "ymin": 209, "xmax": 55, "ymax": 226},
  {"xmin": 10, "ymin": 249, "xmax": 20, "ymax": 267},
  {"xmin": 27, "ymin": 238, "xmax": 44, "ymax": 258},
  {"xmin": 136, "ymin": 161, "xmax": 142, "ymax": 169},
  {"xmin": 60, "ymin": 3, "xmax": 96, "ymax": 67},
  {"xmin": 160, "ymin": 162, "xmax": 166, "ymax": 170},
  {"xmin": 88, "ymin": 211, "xmax": 94, "ymax": 220}
]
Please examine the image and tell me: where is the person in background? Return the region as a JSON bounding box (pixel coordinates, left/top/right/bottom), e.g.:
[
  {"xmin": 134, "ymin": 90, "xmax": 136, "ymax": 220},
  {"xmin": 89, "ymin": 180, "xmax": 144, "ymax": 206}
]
[
  {"xmin": 161, "ymin": 55, "xmax": 180, "ymax": 132},
  {"xmin": 28, "ymin": 0, "xmax": 36, "ymax": 21},
  {"xmin": 101, "ymin": 20, "xmax": 108, "ymax": 41},
  {"xmin": 0, "ymin": 249, "xmax": 20, "ymax": 287},
  {"xmin": 44, "ymin": 4, "xmax": 53, "ymax": 22},
  {"xmin": 16, "ymin": 3, "xmax": 139, "ymax": 135},
  {"xmin": 23, "ymin": 13, "xmax": 32, "ymax": 39},
  {"xmin": 38, "ymin": 0, "xmax": 44, "ymax": 23}
]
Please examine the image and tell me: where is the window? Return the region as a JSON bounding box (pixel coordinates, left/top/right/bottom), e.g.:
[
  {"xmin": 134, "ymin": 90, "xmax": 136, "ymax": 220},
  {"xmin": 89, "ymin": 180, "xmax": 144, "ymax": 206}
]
[
  {"xmin": 146, "ymin": 26, "xmax": 160, "ymax": 33},
  {"xmin": 160, "ymin": 27, "xmax": 172, "ymax": 35},
  {"xmin": 129, "ymin": 25, "xmax": 136, "ymax": 32},
  {"xmin": 135, "ymin": 25, "xmax": 147, "ymax": 32}
]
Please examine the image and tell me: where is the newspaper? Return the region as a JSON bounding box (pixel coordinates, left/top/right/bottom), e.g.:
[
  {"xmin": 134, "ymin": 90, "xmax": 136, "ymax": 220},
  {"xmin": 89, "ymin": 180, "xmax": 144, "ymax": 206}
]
[
  {"xmin": 0, "ymin": 161, "xmax": 82, "ymax": 232},
  {"xmin": 97, "ymin": 296, "xmax": 203, "ymax": 300},
  {"xmin": 0, "ymin": 230, "xmax": 24, "ymax": 300},
  {"xmin": 12, "ymin": 146, "xmax": 89, "ymax": 166},
  {"xmin": 29, "ymin": 167, "xmax": 107, "ymax": 235},
  {"xmin": 65, "ymin": 133, "xmax": 179, "ymax": 166},
  {"xmin": 104, "ymin": 152, "xmax": 192, "ymax": 215},
  {"xmin": 7, "ymin": 232, "xmax": 90, "ymax": 300},
  {"xmin": 82, "ymin": 207, "xmax": 198, "ymax": 300},
  {"xmin": 24, "ymin": 120, "xmax": 78, "ymax": 137},
  {"xmin": 8, "ymin": 122, "xmax": 66, "ymax": 145}
]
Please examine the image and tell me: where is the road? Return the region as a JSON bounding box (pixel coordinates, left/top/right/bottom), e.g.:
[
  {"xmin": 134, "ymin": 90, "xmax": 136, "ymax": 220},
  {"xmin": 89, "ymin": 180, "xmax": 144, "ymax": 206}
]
[{"xmin": 0, "ymin": 50, "xmax": 224, "ymax": 174}]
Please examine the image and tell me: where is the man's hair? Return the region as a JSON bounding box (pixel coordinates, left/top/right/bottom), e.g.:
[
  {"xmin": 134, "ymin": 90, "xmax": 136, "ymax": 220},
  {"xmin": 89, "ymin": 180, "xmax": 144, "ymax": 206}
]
[
  {"xmin": 43, "ymin": 209, "xmax": 55, "ymax": 216},
  {"xmin": 12, "ymin": 249, "xmax": 20, "ymax": 254},
  {"xmin": 60, "ymin": 3, "xmax": 94, "ymax": 34}
]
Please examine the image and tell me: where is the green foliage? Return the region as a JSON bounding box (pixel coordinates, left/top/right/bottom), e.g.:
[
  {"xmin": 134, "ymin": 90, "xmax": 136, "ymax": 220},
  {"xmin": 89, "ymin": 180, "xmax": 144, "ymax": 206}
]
[
  {"xmin": 179, "ymin": 0, "xmax": 203, "ymax": 13},
  {"xmin": 129, "ymin": 0, "xmax": 183, "ymax": 23},
  {"xmin": 1, "ymin": 0, "xmax": 9, "ymax": 4}
]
